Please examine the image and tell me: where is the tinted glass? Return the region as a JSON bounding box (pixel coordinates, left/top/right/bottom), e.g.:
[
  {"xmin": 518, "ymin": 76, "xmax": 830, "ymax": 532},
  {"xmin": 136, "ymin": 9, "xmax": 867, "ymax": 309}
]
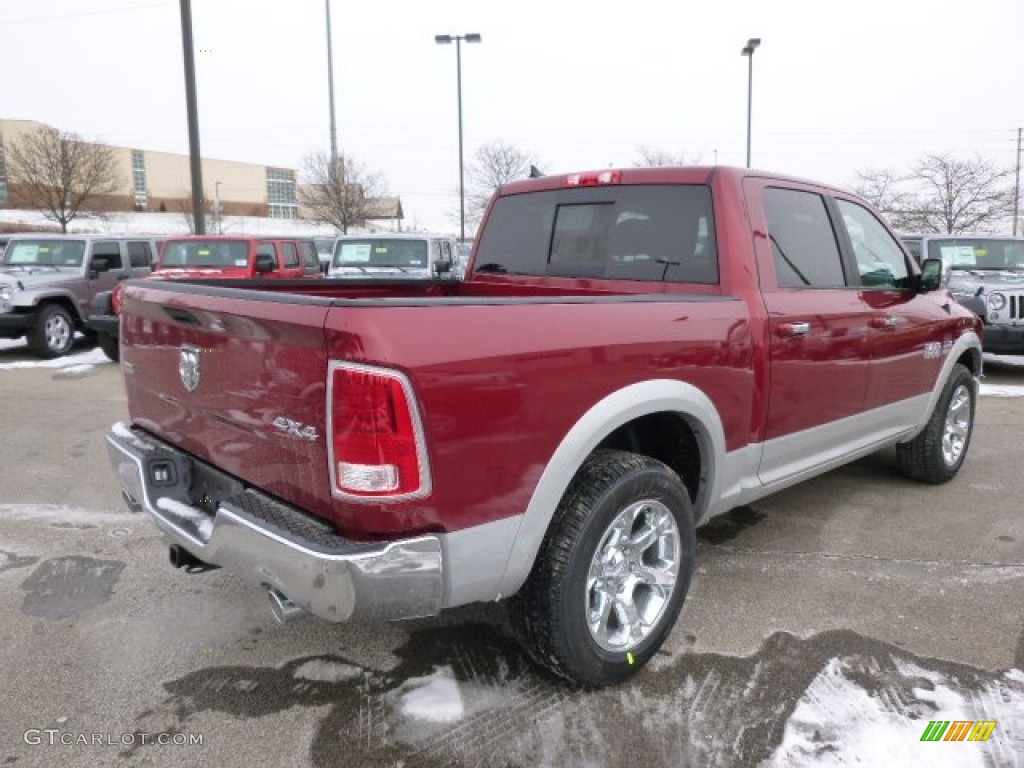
[
  {"xmin": 298, "ymin": 241, "xmax": 319, "ymax": 269},
  {"xmin": 926, "ymin": 238, "xmax": 1024, "ymax": 270},
  {"xmin": 334, "ymin": 239, "xmax": 429, "ymax": 268},
  {"xmin": 162, "ymin": 240, "xmax": 250, "ymax": 268},
  {"xmin": 3, "ymin": 240, "xmax": 85, "ymax": 266},
  {"xmin": 474, "ymin": 185, "xmax": 718, "ymax": 283},
  {"xmin": 280, "ymin": 242, "xmax": 299, "ymax": 267},
  {"xmin": 126, "ymin": 241, "xmax": 152, "ymax": 268},
  {"xmin": 764, "ymin": 188, "xmax": 846, "ymax": 288},
  {"xmin": 836, "ymin": 199, "xmax": 911, "ymax": 288}
]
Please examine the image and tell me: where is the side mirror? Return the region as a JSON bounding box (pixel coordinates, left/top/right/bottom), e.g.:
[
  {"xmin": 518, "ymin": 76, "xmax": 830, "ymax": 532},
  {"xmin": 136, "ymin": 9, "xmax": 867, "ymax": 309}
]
[
  {"xmin": 255, "ymin": 252, "xmax": 276, "ymax": 274},
  {"xmin": 918, "ymin": 257, "xmax": 944, "ymax": 293},
  {"xmin": 433, "ymin": 258, "xmax": 452, "ymax": 277}
]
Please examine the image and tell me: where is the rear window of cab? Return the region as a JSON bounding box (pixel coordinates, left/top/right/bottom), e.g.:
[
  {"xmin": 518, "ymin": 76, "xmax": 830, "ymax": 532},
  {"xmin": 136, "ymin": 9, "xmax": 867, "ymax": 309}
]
[{"xmin": 474, "ymin": 185, "xmax": 718, "ymax": 283}]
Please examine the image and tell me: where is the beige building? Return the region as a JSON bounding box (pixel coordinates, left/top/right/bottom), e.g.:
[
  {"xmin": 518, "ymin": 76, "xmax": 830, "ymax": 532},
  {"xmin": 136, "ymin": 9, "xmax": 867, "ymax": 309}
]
[{"xmin": 0, "ymin": 118, "xmax": 403, "ymax": 228}]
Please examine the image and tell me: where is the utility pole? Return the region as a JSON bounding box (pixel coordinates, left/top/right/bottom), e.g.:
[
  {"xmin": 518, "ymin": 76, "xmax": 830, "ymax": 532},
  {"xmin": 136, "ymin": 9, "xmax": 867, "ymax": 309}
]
[
  {"xmin": 179, "ymin": 0, "xmax": 205, "ymax": 235},
  {"xmin": 1014, "ymin": 127, "xmax": 1021, "ymax": 237},
  {"xmin": 325, "ymin": 0, "xmax": 338, "ymax": 165}
]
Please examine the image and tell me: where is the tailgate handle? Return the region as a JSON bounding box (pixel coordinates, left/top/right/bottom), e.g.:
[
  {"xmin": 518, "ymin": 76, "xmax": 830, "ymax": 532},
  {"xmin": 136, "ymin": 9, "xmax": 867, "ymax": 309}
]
[{"xmin": 164, "ymin": 307, "xmax": 200, "ymax": 326}]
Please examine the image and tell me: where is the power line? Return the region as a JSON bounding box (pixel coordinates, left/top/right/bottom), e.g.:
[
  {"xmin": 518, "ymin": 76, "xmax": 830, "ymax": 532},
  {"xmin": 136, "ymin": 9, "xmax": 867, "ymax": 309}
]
[{"xmin": 0, "ymin": 1, "xmax": 174, "ymax": 26}]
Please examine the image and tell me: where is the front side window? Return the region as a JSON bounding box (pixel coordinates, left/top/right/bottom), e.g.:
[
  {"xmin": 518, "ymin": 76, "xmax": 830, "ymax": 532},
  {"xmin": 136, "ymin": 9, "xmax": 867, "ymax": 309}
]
[
  {"xmin": 835, "ymin": 199, "xmax": 911, "ymax": 289},
  {"xmin": 474, "ymin": 184, "xmax": 718, "ymax": 283},
  {"xmin": 764, "ymin": 188, "xmax": 846, "ymax": 288}
]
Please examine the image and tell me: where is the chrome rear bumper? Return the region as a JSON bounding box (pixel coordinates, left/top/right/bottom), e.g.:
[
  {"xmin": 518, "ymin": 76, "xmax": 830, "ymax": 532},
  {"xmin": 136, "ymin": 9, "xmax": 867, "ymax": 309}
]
[{"xmin": 105, "ymin": 422, "xmax": 444, "ymax": 623}]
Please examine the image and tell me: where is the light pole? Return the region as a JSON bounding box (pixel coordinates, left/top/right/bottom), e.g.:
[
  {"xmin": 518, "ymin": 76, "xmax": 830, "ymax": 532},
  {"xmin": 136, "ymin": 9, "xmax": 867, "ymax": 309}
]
[
  {"xmin": 325, "ymin": 0, "xmax": 338, "ymax": 166},
  {"xmin": 435, "ymin": 32, "xmax": 481, "ymax": 242},
  {"xmin": 214, "ymin": 181, "xmax": 222, "ymax": 234},
  {"xmin": 741, "ymin": 37, "xmax": 761, "ymax": 169}
]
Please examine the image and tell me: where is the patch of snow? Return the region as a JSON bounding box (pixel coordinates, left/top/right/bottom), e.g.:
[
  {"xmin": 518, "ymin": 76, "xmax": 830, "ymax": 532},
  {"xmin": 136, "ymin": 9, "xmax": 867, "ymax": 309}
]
[
  {"xmin": 979, "ymin": 383, "xmax": 1024, "ymax": 398},
  {"xmin": 1007, "ymin": 669, "xmax": 1024, "ymax": 683},
  {"xmin": 0, "ymin": 503, "xmax": 136, "ymax": 523},
  {"xmin": 394, "ymin": 666, "xmax": 465, "ymax": 723},
  {"xmin": 54, "ymin": 364, "xmax": 95, "ymax": 375},
  {"xmin": 764, "ymin": 656, "xmax": 1017, "ymax": 768},
  {"xmin": 0, "ymin": 346, "xmax": 109, "ymax": 370},
  {"xmin": 292, "ymin": 659, "xmax": 363, "ymax": 683},
  {"xmin": 984, "ymin": 353, "xmax": 1024, "ymax": 368}
]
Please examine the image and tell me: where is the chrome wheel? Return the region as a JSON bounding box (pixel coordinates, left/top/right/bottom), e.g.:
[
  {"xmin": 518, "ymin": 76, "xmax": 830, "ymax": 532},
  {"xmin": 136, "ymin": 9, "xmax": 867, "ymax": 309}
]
[
  {"xmin": 942, "ymin": 383, "xmax": 971, "ymax": 467},
  {"xmin": 586, "ymin": 499, "xmax": 681, "ymax": 652},
  {"xmin": 45, "ymin": 311, "xmax": 72, "ymax": 353}
]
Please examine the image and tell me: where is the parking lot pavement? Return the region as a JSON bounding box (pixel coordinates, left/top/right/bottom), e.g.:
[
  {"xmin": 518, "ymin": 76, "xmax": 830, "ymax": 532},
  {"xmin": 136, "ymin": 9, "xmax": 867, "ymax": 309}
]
[{"xmin": 1, "ymin": 344, "xmax": 1022, "ymax": 767}]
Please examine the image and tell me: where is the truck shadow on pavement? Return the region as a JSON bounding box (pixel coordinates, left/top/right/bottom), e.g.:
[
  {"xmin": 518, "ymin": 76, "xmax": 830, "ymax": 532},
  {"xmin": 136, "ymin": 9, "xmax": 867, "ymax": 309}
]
[{"xmin": 129, "ymin": 623, "xmax": 1023, "ymax": 768}]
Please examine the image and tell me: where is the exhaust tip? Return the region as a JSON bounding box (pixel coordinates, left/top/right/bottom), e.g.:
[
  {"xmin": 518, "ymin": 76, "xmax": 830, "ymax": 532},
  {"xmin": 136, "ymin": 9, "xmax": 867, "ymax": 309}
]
[{"xmin": 268, "ymin": 588, "xmax": 305, "ymax": 624}]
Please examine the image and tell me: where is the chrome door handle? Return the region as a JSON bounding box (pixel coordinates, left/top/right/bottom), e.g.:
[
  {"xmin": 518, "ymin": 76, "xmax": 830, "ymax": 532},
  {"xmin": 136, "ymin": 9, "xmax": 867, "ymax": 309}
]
[
  {"xmin": 870, "ymin": 315, "xmax": 897, "ymax": 330},
  {"xmin": 777, "ymin": 322, "xmax": 810, "ymax": 337}
]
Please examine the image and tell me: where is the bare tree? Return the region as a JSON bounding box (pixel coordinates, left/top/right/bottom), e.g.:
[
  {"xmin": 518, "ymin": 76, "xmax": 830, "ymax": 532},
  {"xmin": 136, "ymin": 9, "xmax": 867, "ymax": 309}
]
[
  {"xmin": 299, "ymin": 151, "xmax": 387, "ymax": 234},
  {"xmin": 900, "ymin": 154, "xmax": 1015, "ymax": 233},
  {"xmin": 633, "ymin": 146, "xmax": 703, "ymax": 167},
  {"xmin": 6, "ymin": 126, "xmax": 123, "ymax": 233},
  {"xmin": 464, "ymin": 141, "xmax": 540, "ymax": 231},
  {"xmin": 854, "ymin": 168, "xmax": 910, "ymax": 214},
  {"xmin": 855, "ymin": 154, "xmax": 1015, "ymax": 234}
]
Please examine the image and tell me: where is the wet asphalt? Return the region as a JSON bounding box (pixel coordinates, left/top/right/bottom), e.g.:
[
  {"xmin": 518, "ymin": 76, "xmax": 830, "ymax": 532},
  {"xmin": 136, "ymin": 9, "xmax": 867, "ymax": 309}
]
[{"xmin": 0, "ymin": 340, "xmax": 1022, "ymax": 767}]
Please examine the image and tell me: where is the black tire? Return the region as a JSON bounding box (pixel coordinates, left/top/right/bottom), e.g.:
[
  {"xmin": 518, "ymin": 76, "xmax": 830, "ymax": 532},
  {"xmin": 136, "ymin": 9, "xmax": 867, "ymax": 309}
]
[
  {"xmin": 26, "ymin": 304, "xmax": 75, "ymax": 359},
  {"xmin": 897, "ymin": 363, "xmax": 975, "ymax": 484},
  {"xmin": 97, "ymin": 332, "xmax": 119, "ymax": 363},
  {"xmin": 508, "ymin": 450, "xmax": 696, "ymax": 687}
]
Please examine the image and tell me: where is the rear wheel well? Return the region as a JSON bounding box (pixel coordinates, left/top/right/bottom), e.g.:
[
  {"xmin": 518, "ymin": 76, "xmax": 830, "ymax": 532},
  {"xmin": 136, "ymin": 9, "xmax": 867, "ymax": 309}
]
[{"xmin": 595, "ymin": 412, "xmax": 704, "ymax": 505}]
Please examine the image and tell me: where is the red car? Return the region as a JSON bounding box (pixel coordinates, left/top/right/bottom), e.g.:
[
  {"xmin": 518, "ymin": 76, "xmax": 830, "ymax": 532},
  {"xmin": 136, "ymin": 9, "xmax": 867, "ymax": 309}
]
[{"xmin": 88, "ymin": 236, "xmax": 321, "ymax": 360}]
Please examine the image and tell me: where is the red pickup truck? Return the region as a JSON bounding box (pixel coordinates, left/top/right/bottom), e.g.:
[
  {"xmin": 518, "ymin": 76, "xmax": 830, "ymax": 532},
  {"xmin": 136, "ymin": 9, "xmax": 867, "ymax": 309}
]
[
  {"xmin": 89, "ymin": 235, "xmax": 321, "ymax": 360},
  {"xmin": 105, "ymin": 166, "xmax": 982, "ymax": 686}
]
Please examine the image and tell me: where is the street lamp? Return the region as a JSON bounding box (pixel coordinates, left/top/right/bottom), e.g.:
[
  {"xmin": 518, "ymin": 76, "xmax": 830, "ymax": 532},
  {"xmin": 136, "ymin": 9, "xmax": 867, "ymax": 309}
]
[
  {"xmin": 214, "ymin": 181, "xmax": 223, "ymax": 234},
  {"xmin": 741, "ymin": 37, "xmax": 761, "ymax": 169},
  {"xmin": 435, "ymin": 32, "xmax": 481, "ymax": 243}
]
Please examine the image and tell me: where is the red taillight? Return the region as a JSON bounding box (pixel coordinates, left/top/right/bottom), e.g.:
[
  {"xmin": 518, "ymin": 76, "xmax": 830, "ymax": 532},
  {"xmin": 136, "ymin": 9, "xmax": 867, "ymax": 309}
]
[
  {"xmin": 328, "ymin": 362, "xmax": 430, "ymax": 500},
  {"xmin": 566, "ymin": 170, "xmax": 621, "ymax": 187},
  {"xmin": 111, "ymin": 282, "xmax": 126, "ymax": 314}
]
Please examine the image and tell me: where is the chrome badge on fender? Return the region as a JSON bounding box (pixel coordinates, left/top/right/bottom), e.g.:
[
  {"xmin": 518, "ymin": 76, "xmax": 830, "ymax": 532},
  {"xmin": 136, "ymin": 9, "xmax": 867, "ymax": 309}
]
[{"xmin": 179, "ymin": 345, "xmax": 201, "ymax": 392}]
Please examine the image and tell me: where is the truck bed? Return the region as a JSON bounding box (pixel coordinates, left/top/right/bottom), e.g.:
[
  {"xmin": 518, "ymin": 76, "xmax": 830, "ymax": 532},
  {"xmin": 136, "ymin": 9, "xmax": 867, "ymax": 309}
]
[{"xmin": 120, "ymin": 276, "xmax": 754, "ymax": 540}]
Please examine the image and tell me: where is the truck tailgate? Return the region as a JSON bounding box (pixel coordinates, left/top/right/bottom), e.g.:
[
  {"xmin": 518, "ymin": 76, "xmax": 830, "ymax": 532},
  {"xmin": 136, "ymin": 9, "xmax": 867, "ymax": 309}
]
[{"xmin": 120, "ymin": 282, "xmax": 336, "ymax": 523}]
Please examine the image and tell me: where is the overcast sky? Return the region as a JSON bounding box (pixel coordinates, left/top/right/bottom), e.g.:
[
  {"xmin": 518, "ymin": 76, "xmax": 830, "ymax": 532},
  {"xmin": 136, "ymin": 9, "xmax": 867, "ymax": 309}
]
[{"xmin": 2, "ymin": 0, "xmax": 1021, "ymax": 233}]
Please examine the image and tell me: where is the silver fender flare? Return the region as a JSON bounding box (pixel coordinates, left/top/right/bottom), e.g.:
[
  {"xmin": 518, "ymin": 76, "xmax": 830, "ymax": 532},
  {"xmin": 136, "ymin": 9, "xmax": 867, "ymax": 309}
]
[
  {"xmin": 494, "ymin": 379, "xmax": 726, "ymax": 599},
  {"xmin": 901, "ymin": 330, "xmax": 982, "ymax": 443}
]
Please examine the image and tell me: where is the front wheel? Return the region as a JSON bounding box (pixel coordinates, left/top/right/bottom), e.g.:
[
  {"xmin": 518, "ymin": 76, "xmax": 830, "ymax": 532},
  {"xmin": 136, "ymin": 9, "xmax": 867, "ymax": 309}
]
[
  {"xmin": 26, "ymin": 304, "xmax": 75, "ymax": 359},
  {"xmin": 897, "ymin": 363, "xmax": 976, "ymax": 483},
  {"xmin": 508, "ymin": 450, "xmax": 696, "ymax": 687}
]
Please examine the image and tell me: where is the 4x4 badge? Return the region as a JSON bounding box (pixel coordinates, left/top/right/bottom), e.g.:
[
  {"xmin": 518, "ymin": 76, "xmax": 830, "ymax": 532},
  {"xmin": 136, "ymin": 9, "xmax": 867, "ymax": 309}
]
[{"xmin": 179, "ymin": 345, "xmax": 201, "ymax": 392}]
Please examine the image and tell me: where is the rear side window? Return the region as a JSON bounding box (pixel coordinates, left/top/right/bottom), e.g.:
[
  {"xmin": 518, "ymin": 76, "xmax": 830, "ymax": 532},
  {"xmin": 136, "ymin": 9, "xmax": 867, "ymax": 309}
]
[
  {"xmin": 126, "ymin": 241, "xmax": 152, "ymax": 268},
  {"xmin": 474, "ymin": 185, "xmax": 718, "ymax": 283},
  {"xmin": 298, "ymin": 241, "xmax": 318, "ymax": 269},
  {"xmin": 280, "ymin": 242, "xmax": 299, "ymax": 268},
  {"xmin": 763, "ymin": 188, "xmax": 846, "ymax": 288}
]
